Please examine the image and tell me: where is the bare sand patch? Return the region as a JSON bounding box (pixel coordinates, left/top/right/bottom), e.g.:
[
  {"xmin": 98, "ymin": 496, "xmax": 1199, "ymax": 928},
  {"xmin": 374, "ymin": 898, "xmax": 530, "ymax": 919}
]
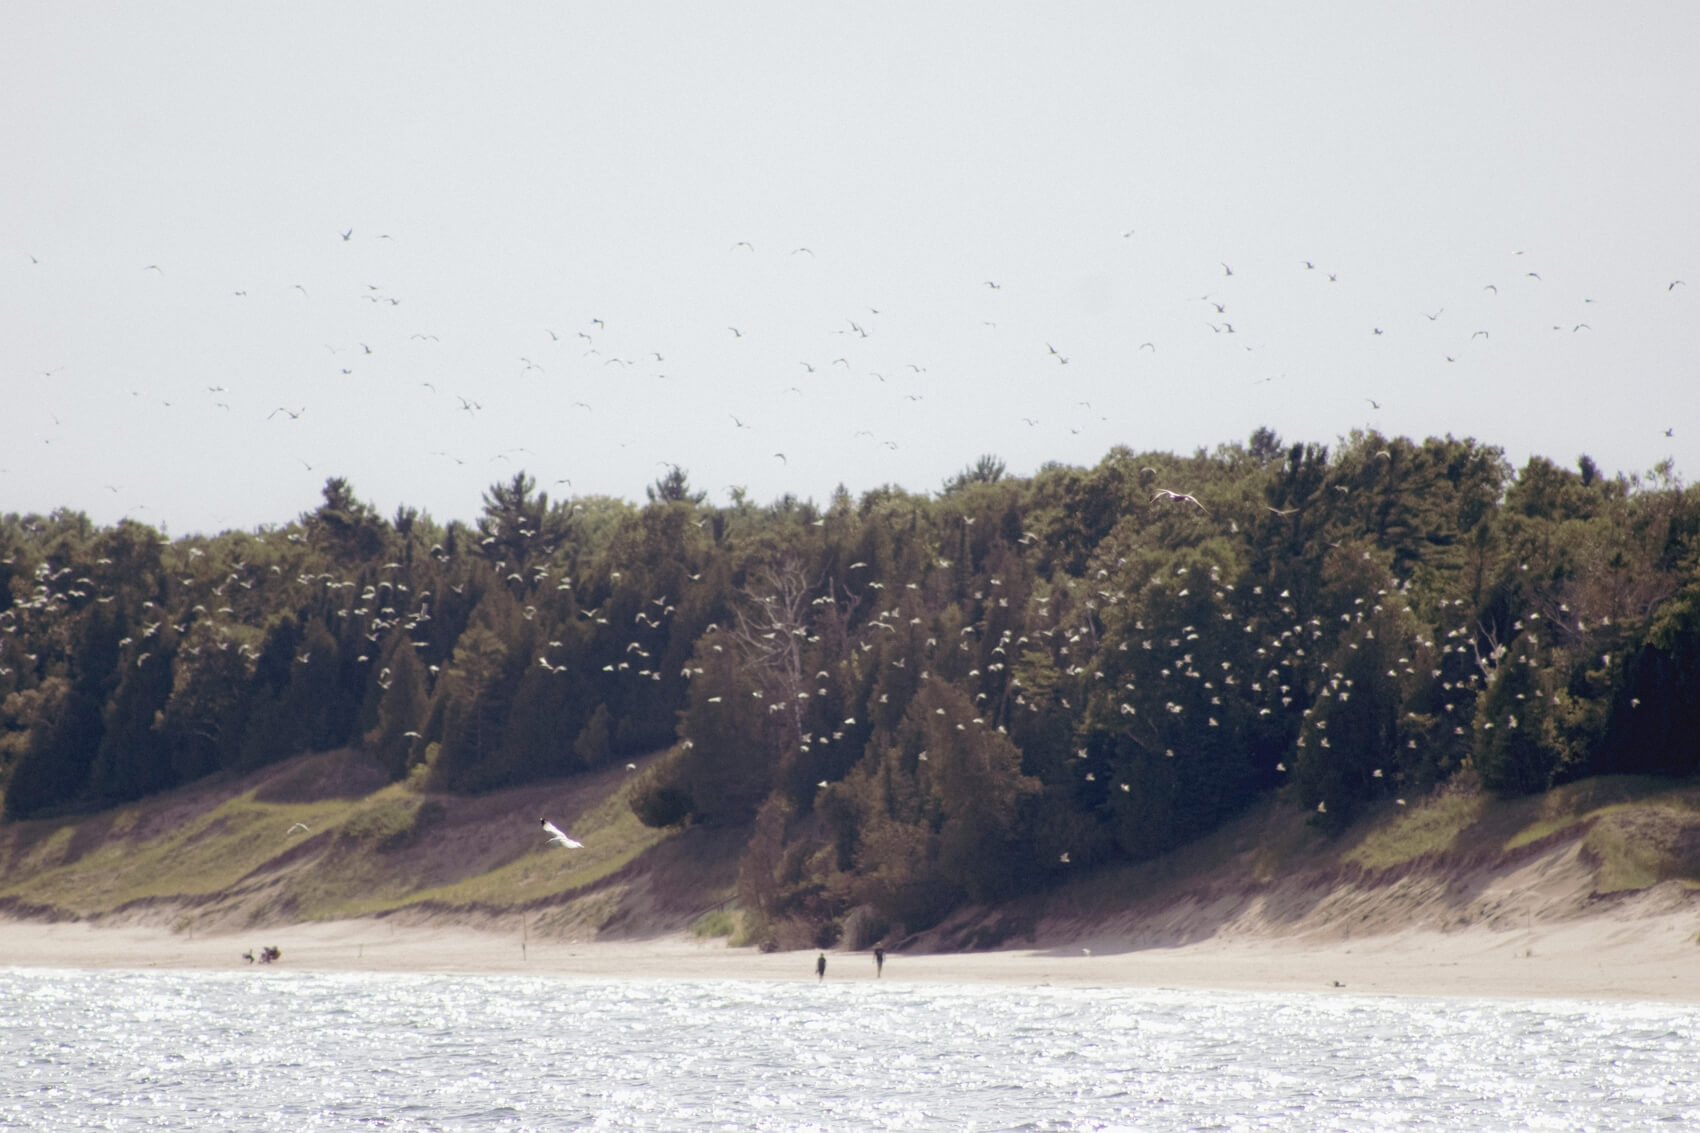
[{"xmin": 6, "ymin": 886, "xmax": 1699, "ymax": 1003}]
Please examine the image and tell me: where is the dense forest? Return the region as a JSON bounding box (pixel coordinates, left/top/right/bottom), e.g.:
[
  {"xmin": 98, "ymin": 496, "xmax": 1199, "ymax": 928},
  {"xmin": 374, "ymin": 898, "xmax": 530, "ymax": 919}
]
[{"xmin": 4, "ymin": 430, "xmax": 1699, "ymax": 947}]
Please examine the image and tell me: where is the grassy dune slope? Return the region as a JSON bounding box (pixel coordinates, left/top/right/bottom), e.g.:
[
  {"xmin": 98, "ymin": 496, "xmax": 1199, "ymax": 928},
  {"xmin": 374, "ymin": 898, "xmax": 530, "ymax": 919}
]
[
  {"xmin": 913, "ymin": 775, "xmax": 1700, "ymax": 953},
  {"xmin": 0, "ymin": 748, "xmax": 741, "ymax": 940},
  {"xmin": 5, "ymin": 748, "xmax": 1700, "ymax": 951}
]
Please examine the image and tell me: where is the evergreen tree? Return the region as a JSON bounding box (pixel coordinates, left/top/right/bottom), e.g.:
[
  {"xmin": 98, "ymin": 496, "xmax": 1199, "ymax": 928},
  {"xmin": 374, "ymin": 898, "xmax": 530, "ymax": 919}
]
[{"xmin": 364, "ymin": 635, "xmax": 430, "ymax": 779}]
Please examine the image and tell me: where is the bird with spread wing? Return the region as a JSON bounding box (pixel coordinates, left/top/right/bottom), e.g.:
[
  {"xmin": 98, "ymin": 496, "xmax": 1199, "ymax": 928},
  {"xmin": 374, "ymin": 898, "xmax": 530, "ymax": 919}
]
[{"xmin": 540, "ymin": 818, "xmax": 583, "ymax": 849}]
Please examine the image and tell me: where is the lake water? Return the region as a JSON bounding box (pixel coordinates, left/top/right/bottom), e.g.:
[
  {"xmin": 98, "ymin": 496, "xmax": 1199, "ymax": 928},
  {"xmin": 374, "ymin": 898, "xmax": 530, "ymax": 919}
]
[{"xmin": 2, "ymin": 967, "xmax": 1696, "ymax": 1130}]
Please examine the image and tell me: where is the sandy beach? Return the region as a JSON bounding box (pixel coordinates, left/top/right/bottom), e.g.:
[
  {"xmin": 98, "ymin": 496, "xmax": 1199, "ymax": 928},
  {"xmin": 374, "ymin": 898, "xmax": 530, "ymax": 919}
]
[{"xmin": 6, "ymin": 910, "xmax": 1699, "ymax": 1003}]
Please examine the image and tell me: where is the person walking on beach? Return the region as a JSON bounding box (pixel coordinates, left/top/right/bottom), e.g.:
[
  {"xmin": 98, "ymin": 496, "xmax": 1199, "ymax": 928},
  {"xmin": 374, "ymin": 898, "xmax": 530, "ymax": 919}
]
[
  {"xmin": 874, "ymin": 947, "xmax": 885, "ymax": 978},
  {"xmin": 816, "ymin": 952, "xmax": 827, "ymax": 981}
]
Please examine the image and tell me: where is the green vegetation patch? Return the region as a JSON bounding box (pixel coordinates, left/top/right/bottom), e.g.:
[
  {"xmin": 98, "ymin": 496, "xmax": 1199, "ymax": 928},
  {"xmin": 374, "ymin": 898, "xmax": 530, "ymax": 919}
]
[
  {"xmin": 0, "ymin": 789, "xmax": 357, "ymax": 915},
  {"xmin": 1581, "ymin": 804, "xmax": 1700, "ymax": 893},
  {"xmin": 1343, "ymin": 789, "xmax": 1486, "ymax": 871},
  {"xmin": 303, "ymin": 769, "xmax": 677, "ymax": 919},
  {"xmin": 691, "ymin": 907, "xmax": 740, "ymax": 939},
  {"xmin": 1, "ymin": 824, "xmax": 78, "ymax": 880},
  {"xmin": 1506, "ymin": 776, "xmax": 1700, "ymax": 852},
  {"xmin": 1340, "ymin": 776, "xmax": 1700, "ymax": 888},
  {"xmin": 336, "ymin": 795, "xmax": 444, "ymax": 854},
  {"xmin": 0, "ymin": 745, "xmax": 694, "ymax": 925}
]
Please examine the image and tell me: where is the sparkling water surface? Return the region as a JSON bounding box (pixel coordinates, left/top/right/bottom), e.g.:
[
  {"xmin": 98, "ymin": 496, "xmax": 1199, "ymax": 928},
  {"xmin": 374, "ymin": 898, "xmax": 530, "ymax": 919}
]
[{"xmin": 3, "ymin": 966, "xmax": 1696, "ymax": 1130}]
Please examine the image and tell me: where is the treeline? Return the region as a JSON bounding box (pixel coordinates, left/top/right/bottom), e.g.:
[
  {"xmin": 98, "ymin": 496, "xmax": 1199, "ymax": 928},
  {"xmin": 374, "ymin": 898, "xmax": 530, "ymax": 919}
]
[{"xmin": 3, "ymin": 430, "xmax": 1699, "ymax": 946}]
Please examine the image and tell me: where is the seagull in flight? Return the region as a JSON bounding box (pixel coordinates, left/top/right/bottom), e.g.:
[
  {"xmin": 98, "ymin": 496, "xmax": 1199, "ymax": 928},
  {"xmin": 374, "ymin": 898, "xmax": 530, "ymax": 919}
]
[
  {"xmin": 1151, "ymin": 489, "xmax": 1208, "ymax": 514},
  {"xmin": 541, "ymin": 818, "xmax": 583, "ymax": 849}
]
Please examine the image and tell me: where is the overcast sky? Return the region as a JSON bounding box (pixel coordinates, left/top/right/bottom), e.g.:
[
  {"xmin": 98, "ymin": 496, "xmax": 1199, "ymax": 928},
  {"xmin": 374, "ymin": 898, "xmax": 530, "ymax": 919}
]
[{"xmin": 4, "ymin": 2, "xmax": 1696, "ymax": 536}]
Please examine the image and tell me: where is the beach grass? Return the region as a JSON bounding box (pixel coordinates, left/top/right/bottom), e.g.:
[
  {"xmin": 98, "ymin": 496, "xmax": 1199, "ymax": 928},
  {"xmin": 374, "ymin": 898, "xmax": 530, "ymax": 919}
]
[
  {"xmin": 0, "ymin": 748, "xmax": 687, "ymax": 929},
  {"xmin": 1340, "ymin": 787, "xmax": 1488, "ymax": 871},
  {"xmin": 7, "ymin": 749, "xmax": 1700, "ymax": 943}
]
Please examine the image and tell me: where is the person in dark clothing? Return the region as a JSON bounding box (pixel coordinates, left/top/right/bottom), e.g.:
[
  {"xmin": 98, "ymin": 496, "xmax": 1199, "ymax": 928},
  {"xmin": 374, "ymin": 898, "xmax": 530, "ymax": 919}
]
[
  {"xmin": 815, "ymin": 952, "xmax": 826, "ymax": 981},
  {"xmin": 874, "ymin": 947, "xmax": 885, "ymax": 977}
]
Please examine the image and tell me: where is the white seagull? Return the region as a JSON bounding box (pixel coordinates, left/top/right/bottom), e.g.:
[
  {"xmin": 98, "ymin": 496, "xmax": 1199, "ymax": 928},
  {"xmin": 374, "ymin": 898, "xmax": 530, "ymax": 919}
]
[
  {"xmin": 540, "ymin": 818, "xmax": 583, "ymax": 849},
  {"xmin": 1151, "ymin": 488, "xmax": 1208, "ymax": 514}
]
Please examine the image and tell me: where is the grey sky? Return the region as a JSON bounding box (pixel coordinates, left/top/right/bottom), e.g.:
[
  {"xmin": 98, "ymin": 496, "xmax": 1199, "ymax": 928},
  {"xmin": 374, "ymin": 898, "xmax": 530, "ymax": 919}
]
[{"xmin": 5, "ymin": 2, "xmax": 1696, "ymax": 535}]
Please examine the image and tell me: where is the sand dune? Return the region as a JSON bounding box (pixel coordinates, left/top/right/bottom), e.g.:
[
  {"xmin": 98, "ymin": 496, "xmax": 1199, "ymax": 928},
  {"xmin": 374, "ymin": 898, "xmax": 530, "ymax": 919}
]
[{"xmin": 6, "ymin": 753, "xmax": 1700, "ymax": 1002}]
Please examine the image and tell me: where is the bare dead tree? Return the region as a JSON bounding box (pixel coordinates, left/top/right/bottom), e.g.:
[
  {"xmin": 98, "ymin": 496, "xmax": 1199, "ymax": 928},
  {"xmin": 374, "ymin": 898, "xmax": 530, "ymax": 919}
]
[
  {"xmin": 728, "ymin": 556, "xmax": 816, "ymax": 759},
  {"xmin": 1471, "ymin": 620, "xmax": 1506, "ymax": 679}
]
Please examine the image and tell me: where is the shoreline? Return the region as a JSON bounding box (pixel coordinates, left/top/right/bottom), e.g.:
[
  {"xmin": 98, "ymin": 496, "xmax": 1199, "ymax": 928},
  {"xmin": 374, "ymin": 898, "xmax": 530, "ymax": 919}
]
[{"xmin": 6, "ymin": 913, "xmax": 1699, "ymax": 1003}]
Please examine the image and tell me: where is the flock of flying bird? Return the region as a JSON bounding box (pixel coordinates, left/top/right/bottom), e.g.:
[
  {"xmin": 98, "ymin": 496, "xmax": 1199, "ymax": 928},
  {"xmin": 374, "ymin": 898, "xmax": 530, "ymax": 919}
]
[
  {"xmin": 0, "ymin": 512, "xmax": 659, "ymax": 852},
  {"xmin": 10, "ymin": 226, "xmax": 1691, "ymax": 858},
  {"xmin": 12, "ymin": 226, "xmax": 1691, "ymax": 532},
  {"xmin": 0, "ymin": 477, "xmax": 1623, "ymax": 864}
]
